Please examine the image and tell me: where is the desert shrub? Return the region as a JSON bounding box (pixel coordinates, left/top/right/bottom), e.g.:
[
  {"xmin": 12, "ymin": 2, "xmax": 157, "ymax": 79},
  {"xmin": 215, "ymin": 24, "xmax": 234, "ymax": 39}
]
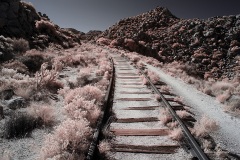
[
  {"xmin": 166, "ymin": 121, "xmax": 178, "ymax": 129},
  {"xmin": 176, "ymin": 110, "xmax": 191, "ymax": 118},
  {"xmin": 224, "ymin": 98, "xmax": 240, "ymax": 113},
  {"xmin": 79, "ymin": 85, "xmax": 103, "ymax": 103},
  {"xmin": 169, "ymin": 128, "xmax": 183, "ymax": 141},
  {"xmin": 77, "ymin": 67, "xmax": 92, "ymax": 86},
  {"xmin": 35, "ymin": 63, "xmax": 63, "ymax": 92},
  {"xmin": 211, "ymin": 82, "xmax": 234, "ymax": 96},
  {"xmin": 4, "ymin": 112, "xmax": 42, "ymax": 139},
  {"xmin": 130, "ymin": 55, "xmax": 140, "ymax": 63},
  {"xmin": 96, "ymin": 61, "xmax": 111, "ymax": 76},
  {"xmin": 3, "ymin": 60, "xmax": 29, "ymax": 74},
  {"xmin": 12, "ymin": 38, "xmax": 29, "ymax": 53},
  {"xmin": 35, "ymin": 20, "xmax": 58, "ymax": 35},
  {"xmin": 64, "ymin": 97, "xmax": 100, "ymax": 125},
  {"xmin": 41, "ymin": 118, "xmax": 92, "ymax": 159},
  {"xmin": 28, "ymin": 104, "xmax": 55, "ymax": 126},
  {"xmin": 94, "ymin": 77, "xmax": 109, "ymax": 91},
  {"xmin": 98, "ymin": 140, "xmax": 112, "ymax": 159},
  {"xmin": 216, "ymin": 90, "xmax": 231, "ymax": 103},
  {"xmin": 148, "ymin": 70, "xmax": 160, "ymax": 84},
  {"xmin": 160, "ymin": 85, "xmax": 171, "ymax": 92},
  {"xmin": 22, "ymin": 52, "xmax": 44, "ymax": 73},
  {"xmin": 193, "ymin": 115, "xmax": 219, "ymax": 138},
  {"xmin": 98, "ymin": 140, "xmax": 111, "ymax": 154},
  {"xmin": 136, "ymin": 61, "xmax": 145, "ymax": 70},
  {"xmin": 159, "ymin": 108, "xmax": 172, "ymax": 125},
  {"xmin": 65, "ymin": 85, "xmax": 103, "ymax": 105}
]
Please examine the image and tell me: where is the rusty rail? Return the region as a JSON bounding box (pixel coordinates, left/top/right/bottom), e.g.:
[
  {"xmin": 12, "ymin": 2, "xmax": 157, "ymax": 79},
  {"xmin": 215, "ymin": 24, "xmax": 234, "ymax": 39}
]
[{"xmin": 86, "ymin": 57, "xmax": 115, "ymax": 160}]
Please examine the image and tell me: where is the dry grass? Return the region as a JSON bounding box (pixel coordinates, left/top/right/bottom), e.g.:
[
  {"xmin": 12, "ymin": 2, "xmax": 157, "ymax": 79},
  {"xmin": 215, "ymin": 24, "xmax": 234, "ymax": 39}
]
[
  {"xmin": 169, "ymin": 128, "xmax": 183, "ymax": 141},
  {"xmin": 28, "ymin": 104, "xmax": 55, "ymax": 126},
  {"xmin": 98, "ymin": 140, "xmax": 111, "ymax": 154},
  {"xmin": 216, "ymin": 91, "xmax": 231, "ymax": 103},
  {"xmin": 148, "ymin": 70, "xmax": 160, "ymax": 84},
  {"xmin": 224, "ymin": 98, "xmax": 240, "ymax": 115},
  {"xmin": 159, "ymin": 108, "xmax": 172, "ymax": 125},
  {"xmin": 12, "ymin": 38, "xmax": 29, "ymax": 53},
  {"xmin": 166, "ymin": 121, "xmax": 178, "ymax": 129},
  {"xmin": 176, "ymin": 110, "xmax": 191, "ymax": 118},
  {"xmin": 193, "ymin": 115, "xmax": 219, "ymax": 138},
  {"xmin": 41, "ymin": 118, "xmax": 91, "ymax": 159}
]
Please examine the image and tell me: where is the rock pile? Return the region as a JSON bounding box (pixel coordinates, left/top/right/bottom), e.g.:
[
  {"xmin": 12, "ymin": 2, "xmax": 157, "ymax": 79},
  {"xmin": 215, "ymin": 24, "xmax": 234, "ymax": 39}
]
[
  {"xmin": 99, "ymin": 6, "xmax": 240, "ymax": 80},
  {"xmin": 0, "ymin": 0, "xmax": 80, "ymax": 49}
]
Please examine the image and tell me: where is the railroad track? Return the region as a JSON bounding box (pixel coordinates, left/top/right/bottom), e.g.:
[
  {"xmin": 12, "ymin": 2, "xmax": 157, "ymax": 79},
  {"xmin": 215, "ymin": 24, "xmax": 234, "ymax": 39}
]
[{"xmin": 87, "ymin": 53, "xmax": 210, "ymax": 160}]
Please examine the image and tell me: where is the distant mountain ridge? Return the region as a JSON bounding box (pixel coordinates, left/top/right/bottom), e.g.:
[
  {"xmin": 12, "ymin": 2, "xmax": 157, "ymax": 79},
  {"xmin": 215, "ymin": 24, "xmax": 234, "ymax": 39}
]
[{"xmin": 99, "ymin": 6, "xmax": 240, "ymax": 80}]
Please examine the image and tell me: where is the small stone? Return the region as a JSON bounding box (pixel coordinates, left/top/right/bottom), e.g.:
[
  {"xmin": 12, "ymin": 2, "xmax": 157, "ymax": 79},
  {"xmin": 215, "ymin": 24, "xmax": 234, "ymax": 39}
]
[
  {"xmin": 6, "ymin": 97, "xmax": 27, "ymax": 110},
  {"xmin": 0, "ymin": 105, "xmax": 4, "ymax": 119},
  {"xmin": 0, "ymin": 89, "xmax": 14, "ymax": 100}
]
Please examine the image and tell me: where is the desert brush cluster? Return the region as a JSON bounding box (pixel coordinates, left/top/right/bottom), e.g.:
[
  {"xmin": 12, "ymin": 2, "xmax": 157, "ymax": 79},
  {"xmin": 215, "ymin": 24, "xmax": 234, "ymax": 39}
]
[{"xmin": 0, "ymin": 43, "xmax": 112, "ymax": 159}]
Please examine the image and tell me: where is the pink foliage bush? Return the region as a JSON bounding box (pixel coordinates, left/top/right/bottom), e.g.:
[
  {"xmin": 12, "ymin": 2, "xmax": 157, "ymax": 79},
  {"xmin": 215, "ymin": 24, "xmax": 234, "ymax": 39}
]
[
  {"xmin": 169, "ymin": 128, "xmax": 183, "ymax": 141},
  {"xmin": 98, "ymin": 140, "xmax": 111, "ymax": 154},
  {"xmin": 224, "ymin": 98, "xmax": 240, "ymax": 114},
  {"xmin": 216, "ymin": 90, "xmax": 231, "ymax": 103},
  {"xmin": 193, "ymin": 115, "xmax": 219, "ymax": 137},
  {"xmin": 95, "ymin": 76, "xmax": 110, "ymax": 91},
  {"xmin": 65, "ymin": 85, "xmax": 103, "ymax": 105},
  {"xmin": 176, "ymin": 110, "xmax": 191, "ymax": 118},
  {"xmin": 79, "ymin": 85, "xmax": 103, "ymax": 104},
  {"xmin": 159, "ymin": 108, "xmax": 172, "ymax": 125},
  {"xmin": 211, "ymin": 82, "xmax": 234, "ymax": 96},
  {"xmin": 41, "ymin": 118, "xmax": 91, "ymax": 159},
  {"xmin": 160, "ymin": 85, "xmax": 171, "ymax": 92},
  {"xmin": 35, "ymin": 62, "xmax": 63, "ymax": 90},
  {"xmin": 64, "ymin": 97, "xmax": 100, "ymax": 125},
  {"xmin": 77, "ymin": 67, "xmax": 92, "ymax": 86},
  {"xmin": 96, "ymin": 60, "xmax": 111, "ymax": 76},
  {"xmin": 148, "ymin": 70, "xmax": 160, "ymax": 84},
  {"xmin": 167, "ymin": 121, "xmax": 178, "ymax": 129},
  {"xmin": 28, "ymin": 104, "xmax": 55, "ymax": 126}
]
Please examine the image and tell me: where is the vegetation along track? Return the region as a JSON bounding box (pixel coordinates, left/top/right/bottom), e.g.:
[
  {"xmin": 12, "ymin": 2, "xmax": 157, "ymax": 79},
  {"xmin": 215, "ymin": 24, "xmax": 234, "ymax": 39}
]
[{"xmin": 88, "ymin": 52, "xmax": 211, "ymax": 160}]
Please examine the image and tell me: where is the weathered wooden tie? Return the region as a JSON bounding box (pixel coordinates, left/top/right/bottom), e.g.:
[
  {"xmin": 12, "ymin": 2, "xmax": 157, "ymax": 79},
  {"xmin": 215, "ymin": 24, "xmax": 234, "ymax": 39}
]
[{"xmin": 113, "ymin": 144, "xmax": 180, "ymax": 154}]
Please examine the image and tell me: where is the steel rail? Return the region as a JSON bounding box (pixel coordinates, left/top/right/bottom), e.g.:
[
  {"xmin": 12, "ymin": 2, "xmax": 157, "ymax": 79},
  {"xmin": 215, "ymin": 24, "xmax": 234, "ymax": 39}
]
[
  {"xmin": 86, "ymin": 57, "xmax": 115, "ymax": 160},
  {"xmin": 140, "ymin": 71, "xmax": 209, "ymax": 160},
  {"xmin": 119, "ymin": 53, "xmax": 209, "ymax": 160}
]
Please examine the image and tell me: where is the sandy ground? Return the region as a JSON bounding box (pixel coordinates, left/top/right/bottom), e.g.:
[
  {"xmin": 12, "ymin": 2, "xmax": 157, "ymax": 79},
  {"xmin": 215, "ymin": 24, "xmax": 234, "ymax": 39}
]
[{"xmin": 146, "ymin": 63, "xmax": 240, "ymax": 156}]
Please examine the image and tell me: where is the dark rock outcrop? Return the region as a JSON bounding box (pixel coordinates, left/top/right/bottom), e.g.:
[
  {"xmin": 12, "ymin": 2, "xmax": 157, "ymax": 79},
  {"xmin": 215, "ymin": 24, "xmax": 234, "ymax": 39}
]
[
  {"xmin": 0, "ymin": 0, "xmax": 80, "ymax": 49},
  {"xmin": 99, "ymin": 6, "xmax": 240, "ymax": 80}
]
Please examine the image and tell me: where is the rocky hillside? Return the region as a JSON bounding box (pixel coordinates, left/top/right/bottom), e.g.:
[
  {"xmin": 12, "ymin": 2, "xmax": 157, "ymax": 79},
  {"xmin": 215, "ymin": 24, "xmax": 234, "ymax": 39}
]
[
  {"xmin": 99, "ymin": 7, "xmax": 240, "ymax": 80},
  {"xmin": 0, "ymin": 0, "xmax": 80, "ymax": 49}
]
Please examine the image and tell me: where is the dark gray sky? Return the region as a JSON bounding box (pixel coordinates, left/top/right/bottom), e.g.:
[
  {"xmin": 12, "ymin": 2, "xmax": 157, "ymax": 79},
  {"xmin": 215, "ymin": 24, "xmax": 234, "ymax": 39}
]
[{"xmin": 24, "ymin": 0, "xmax": 240, "ymax": 33}]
